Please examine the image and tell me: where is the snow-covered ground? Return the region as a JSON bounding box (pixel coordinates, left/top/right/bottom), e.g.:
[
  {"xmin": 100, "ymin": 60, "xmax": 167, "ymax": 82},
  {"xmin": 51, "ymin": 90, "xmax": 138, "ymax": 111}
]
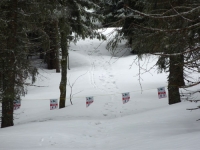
[{"xmin": 0, "ymin": 28, "xmax": 200, "ymax": 150}]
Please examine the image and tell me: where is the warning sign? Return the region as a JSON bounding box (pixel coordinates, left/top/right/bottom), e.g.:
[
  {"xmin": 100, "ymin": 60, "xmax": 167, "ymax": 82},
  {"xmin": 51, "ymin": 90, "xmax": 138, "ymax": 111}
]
[
  {"xmin": 14, "ymin": 100, "xmax": 21, "ymax": 110},
  {"xmin": 50, "ymin": 99, "xmax": 58, "ymax": 110},
  {"xmin": 157, "ymin": 87, "xmax": 167, "ymax": 99},
  {"xmin": 86, "ymin": 97, "xmax": 94, "ymax": 107},
  {"xmin": 122, "ymin": 92, "xmax": 130, "ymax": 104}
]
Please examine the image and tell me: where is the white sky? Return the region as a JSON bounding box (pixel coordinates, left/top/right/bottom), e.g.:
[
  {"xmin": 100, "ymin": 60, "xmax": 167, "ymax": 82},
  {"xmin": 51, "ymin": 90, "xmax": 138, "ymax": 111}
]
[{"xmin": 0, "ymin": 28, "xmax": 200, "ymax": 150}]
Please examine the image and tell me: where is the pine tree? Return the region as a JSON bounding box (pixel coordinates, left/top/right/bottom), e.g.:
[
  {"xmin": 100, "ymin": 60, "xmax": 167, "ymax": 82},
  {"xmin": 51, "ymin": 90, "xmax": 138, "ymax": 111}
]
[
  {"xmin": 135, "ymin": 0, "xmax": 199, "ymax": 104},
  {"xmin": 97, "ymin": 0, "xmax": 130, "ymax": 27},
  {"xmin": 0, "ymin": 0, "xmax": 40, "ymax": 128},
  {"xmin": 106, "ymin": 0, "xmax": 200, "ymax": 104}
]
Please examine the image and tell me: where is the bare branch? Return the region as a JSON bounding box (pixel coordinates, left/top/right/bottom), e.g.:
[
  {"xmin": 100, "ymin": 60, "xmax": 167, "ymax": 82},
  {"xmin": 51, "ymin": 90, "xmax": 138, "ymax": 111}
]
[
  {"xmin": 137, "ymin": 58, "xmax": 143, "ymax": 93},
  {"xmin": 125, "ymin": 5, "xmax": 200, "ymax": 20},
  {"xmin": 67, "ymin": 71, "xmax": 88, "ymax": 105},
  {"xmin": 152, "ymin": 46, "xmax": 200, "ymax": 56}
]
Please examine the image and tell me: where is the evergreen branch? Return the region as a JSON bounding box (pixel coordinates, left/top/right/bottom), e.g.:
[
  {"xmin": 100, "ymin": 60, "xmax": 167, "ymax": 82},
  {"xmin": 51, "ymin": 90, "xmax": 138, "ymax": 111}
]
[
  {"xmin": 130, "ymin": 22, "xmax": 200, "ymax": 33},
  {"xmin": 181, "ymin": 90, "xmax": 200, "ymax": 96},
  {"xmin": 125, "ymin": 5, "xmax": 200, "ymax": 20},
  {"xmin": 179, "ymin": 81, "xmax": 200, "ymax": 88},
  {"xmin": 169, "ymin": 2, "xmax": 193, "ymax": 22},
  {"xmin": 183, "ymin": 55, "xmax": 200, "ymax": 65},
  {"xmin": 152, "ymin": 46, "xmax": 200, "ymax": 56},
  {"xmin": 163, "ymin": 6, "xmax": 192, "ymax": 15}
]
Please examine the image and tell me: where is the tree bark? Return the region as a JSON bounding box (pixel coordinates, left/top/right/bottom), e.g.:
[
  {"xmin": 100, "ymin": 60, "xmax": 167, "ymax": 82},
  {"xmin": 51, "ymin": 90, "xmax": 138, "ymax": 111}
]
[
  {"xmin": 168, "ymin": 55, "xmax": 184, "ymax": 105},
  {"xmin": 45, "ymin": 23, "xmax": 54, "ymax": 70},
  {"xmin": 53, "ymin": 19, "xmax": 60, "ymax": 73},
  {"xmin": 59, "ymin": 17, "xmax": 69, "ymax": 108},
  {"xmin": 1, "ymin": 0, "xmax": 18, "ymax": 128}
]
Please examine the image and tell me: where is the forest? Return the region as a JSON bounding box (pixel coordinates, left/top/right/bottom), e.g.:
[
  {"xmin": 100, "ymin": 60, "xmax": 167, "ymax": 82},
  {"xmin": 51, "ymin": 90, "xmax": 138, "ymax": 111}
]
[{"xmin": 0, "ymin": 0, "xmax": 199, "ymax": 129}]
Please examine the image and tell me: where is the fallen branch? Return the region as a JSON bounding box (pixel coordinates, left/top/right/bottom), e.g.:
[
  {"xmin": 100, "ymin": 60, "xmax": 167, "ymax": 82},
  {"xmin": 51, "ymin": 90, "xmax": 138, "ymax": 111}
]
[
  {"xmin": 25, "ymin": 83, "xmax": 48, "ymax": 87},
  {"xmin": 187, "ymin": 107, "xmax": 200, "ymax": 111}
]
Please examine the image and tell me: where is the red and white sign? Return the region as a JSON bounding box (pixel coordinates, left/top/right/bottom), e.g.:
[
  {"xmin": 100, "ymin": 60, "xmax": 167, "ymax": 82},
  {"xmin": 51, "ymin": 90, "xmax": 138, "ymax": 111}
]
[
  {"xmin": 86, "ymin": 97, "xmax": 93, "ymax": 107},
  {"xmin": 50, "ymin": 99, "xmax": 58, "ymax": 110},
  {"xmin": 122, "ymin": 92, "xmax": 130, "ymax": 104},
  {"xmin": 157, "ymin": 87, "xmax": 167, "ymax": 99},
  {"xmin": 14, "ymin": 100, "xmax": 21, "ymax": 110}
]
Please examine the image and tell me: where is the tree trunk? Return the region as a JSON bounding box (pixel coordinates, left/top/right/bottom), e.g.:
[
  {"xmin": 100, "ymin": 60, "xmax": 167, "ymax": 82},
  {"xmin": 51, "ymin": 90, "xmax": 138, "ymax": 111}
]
[
  {"xmin": 1, "ymin": 0, "xmax": 18, "ymax": 128},
  {"xmin": 176, "ymin": 54, "xmax": 185, "ymax": 87},
  {"xmin": 59, "ymin": 17, "xmax": 69, "ymax": 108},
  {"xmin": 1, "ymin": 50, "xmax": 15, "ymax": 128},
  {"xmin": 45, "ymin": 20, "xmax": 60, "ymax": 72},
  {"xmin": 44, "ymin": 22, "xmax": 55, "ymax": 70},
  {"xmin": 53, "ymin": 19, "xmax": 60, "ymax": 73},
  {"xmin": 168, "ymin": 55, "xmax": 184, "ymax": 105}
]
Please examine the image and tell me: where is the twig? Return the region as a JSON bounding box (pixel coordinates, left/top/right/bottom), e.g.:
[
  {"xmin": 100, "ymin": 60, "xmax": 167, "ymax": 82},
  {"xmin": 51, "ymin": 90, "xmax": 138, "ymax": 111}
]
[
  {"xmin": 138, "ymin": 58, "xmax": 143, "ymax": 93},
  {"xmin": 169, "ymin": 2, "xmax": 193, "ymax": 22},
  {"xmin": 125, "ymin": 5, "xmax": 200, "ymax": 20},
  {"xmin": 67, "ymin": 71, "xmax": 88, "ymax": 105}
]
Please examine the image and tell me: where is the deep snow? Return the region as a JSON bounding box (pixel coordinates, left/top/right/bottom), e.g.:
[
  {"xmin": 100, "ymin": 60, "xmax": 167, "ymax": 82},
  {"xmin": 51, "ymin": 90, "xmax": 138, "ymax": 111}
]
[{"xmin": 0, "ymin": 28, "xmax": 200, "ymax": 150}]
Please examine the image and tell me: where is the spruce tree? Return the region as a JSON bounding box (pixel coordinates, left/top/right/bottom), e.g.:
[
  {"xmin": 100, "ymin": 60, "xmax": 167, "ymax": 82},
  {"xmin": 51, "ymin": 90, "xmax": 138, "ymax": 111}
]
[
  {"xmin": 0, "ymin": 0, "xmax": 40, "ymax": 128},
  {"xmin": 106, "ymin": 0, "xmax": 200, "ymax": 104},
  {"xmin": 134, "ymin": 0, "xmax": 199, "ymax": 104}
]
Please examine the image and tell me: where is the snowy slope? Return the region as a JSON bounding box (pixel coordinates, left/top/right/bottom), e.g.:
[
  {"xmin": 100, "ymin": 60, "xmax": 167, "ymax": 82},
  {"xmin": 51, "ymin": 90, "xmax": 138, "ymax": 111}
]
[{"xmin": 0, "ymin": 28, "xmax": 200, "ymax": 150}]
